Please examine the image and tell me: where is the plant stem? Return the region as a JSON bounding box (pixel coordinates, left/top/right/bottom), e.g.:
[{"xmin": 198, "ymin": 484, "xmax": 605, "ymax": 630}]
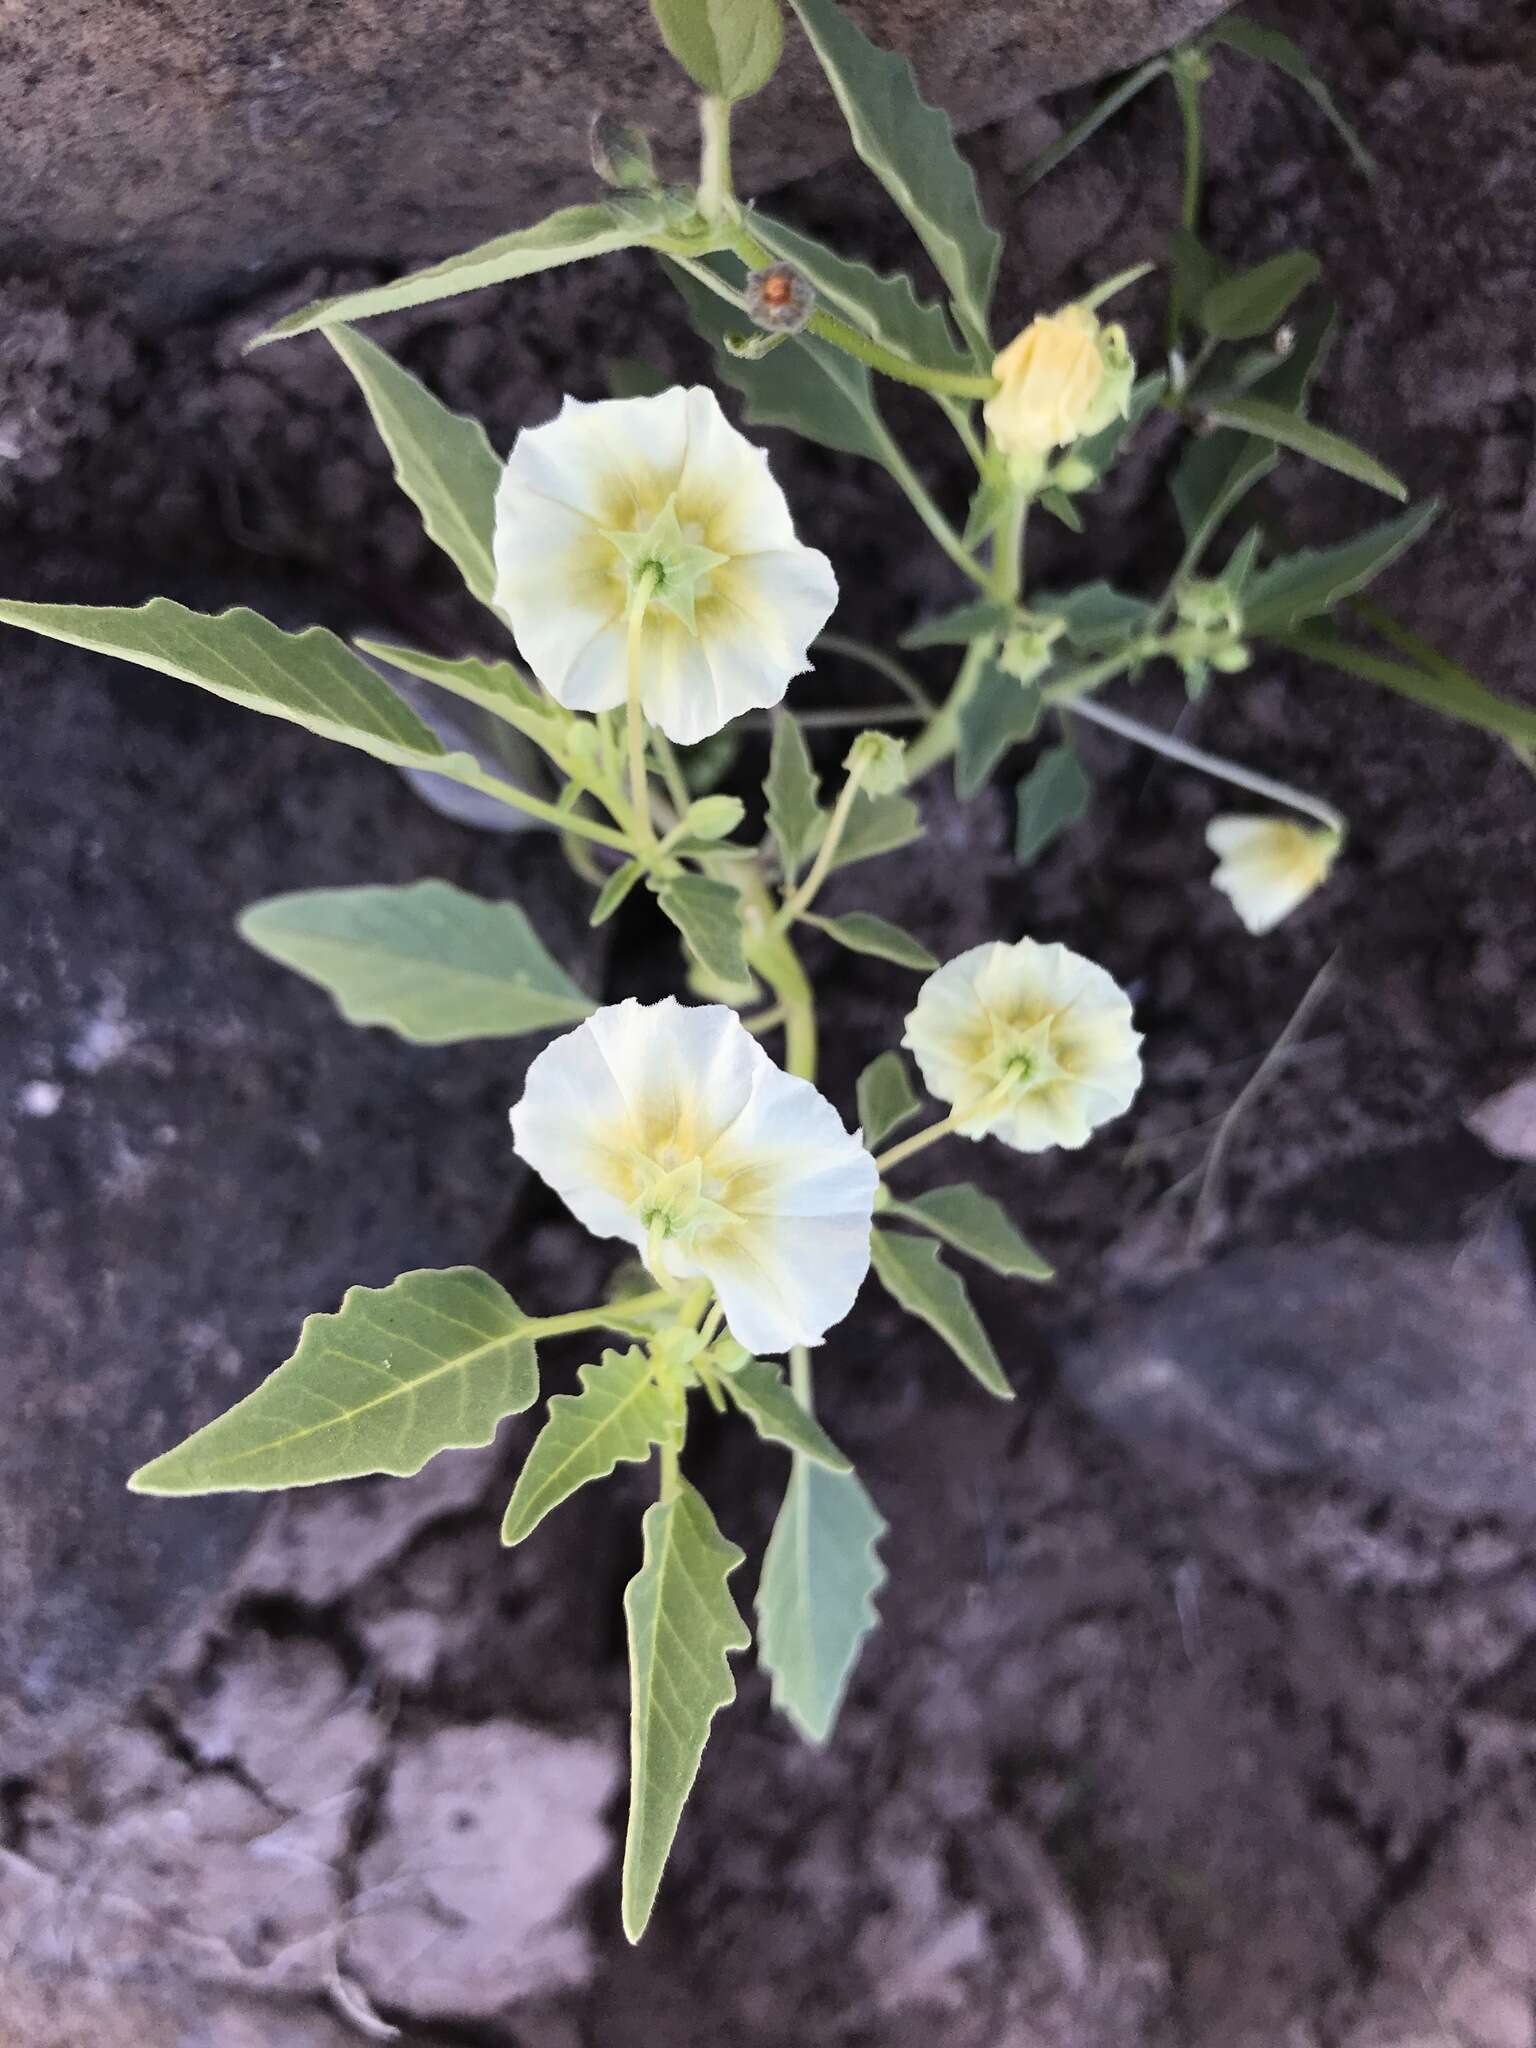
[
  {"xmin": 652, "ymin": 728, "xmax": 693, "ymax": 816},
  {"xmin": 698, "ymin": 96, "xmax": 732, "ymax": 222},
  {"xmin": 774, "ymin": 757, "xmax": 869, "ymax": 929},
  {"xmin": 815, "ymin": 632, "xmax": 934, "ymax": 710},
  {"xmin": 875, "ymin": 431, "xmax": 992, "ymax": 589},
  {"xmin": 526, "ymin": 1291, "xmax": 673, "ymax": 1341},
  {"xmin": 874, "ymin": 1109, "xmax": 962, "ymax": 1174},
  {"xmin": 626, "ymin": 569, "xmax": 659, "ymax": 853},
  {"xmin": 789, "ymin": 1344, "xmax": 814, "ymax": 1414},
  {"xmin": 902, "ymin": 488, "xmax": 1026, "ymax": 781},
  {"xmin": 433, "ymin": 756, "xmax": 633, "ymax": 851},
  {"xmin": 743, "ymin": 1002, "xmax": 786, "ymax": 1036},
  {"xmin": 1064, "ymin": 692, "xmax": 1346, "ymax": 832},
  {"xmin": 658, "ymin": 1437, "xmax": 681, "ymax": 1504}
]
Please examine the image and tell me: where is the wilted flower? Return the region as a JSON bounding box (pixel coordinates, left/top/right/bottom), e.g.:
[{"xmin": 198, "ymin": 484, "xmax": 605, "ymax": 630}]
[
  {"xmin": 493, "ymin": 386, "xmax": 838, "ymax": 745},
  {"xmin": 1206, "ymin": 815, "xmax": 1341, "ymax": 934},
  {"xmin": 903, "ymin": 939, "xmax": 1142, "ymax": 1153},
  {"xmin": 984, "ymin": 305, "xmax": 1134, "ymax": 465},
  {"xmin": 510, "ymin": 998, "xmax": 877, "ymax": 1353}
]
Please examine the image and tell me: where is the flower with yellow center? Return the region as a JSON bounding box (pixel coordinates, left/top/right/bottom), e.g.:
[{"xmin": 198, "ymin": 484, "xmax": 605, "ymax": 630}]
[
  {"xmin": 509, "ymin": 998, "xmax": 877, "ymax": 1354},
  {"xmin": 492, "ymin": 386, "xmax": 838, "ymax": 745},
  {"xmin": 1206, "ymin": 815, "xmax": 1342, "ymax": 934},
  {"xmin": 983, "ymin": 305, "xmax": 1133, "ymax": 465},
  {"xmin": 902, "ymin": 939, "xmax": 1143, "ymax": 1152}
]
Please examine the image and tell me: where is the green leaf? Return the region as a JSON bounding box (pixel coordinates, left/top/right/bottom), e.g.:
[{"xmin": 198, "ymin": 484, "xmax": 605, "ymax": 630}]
[
  {"xmin": 608, "ymin": 356, "xmax": 673, "ymax": 400},
  {"xmin": 1243, "ymin": 501, "xmax": 1441, "ymax": 634},
  {"xmin": 787, "ymin": 0, "xmax": 1000, "ymax": 354},
  {"xmin": 501, "ymin": 1349, "xmax": 678, "ymax": 1546},
  {"xmin": 1208, "ymin": 19, "xmax": 1375, "ymax": 178},
  {"xmin": 326, "ymin": 325, "xmax": 502, "ymax": 608},
  {"xmin": 748, "ymin": 212, "xmax": 970, "ymax": 373},
  {"xmin": 651, "ymin": 0, "xmax": 783, "ymax": 100},
  {"xmin": 1015, "ymin": 746, "xmax": 1091, "ymax": 864},
  {"xmin": 1039, "ymin": 488, "xmax": 1084, "ymax": 532},
  {"xmin": 1021, "ymin": 56, "xmax": 1169, "ymax": 191},
  {"xmin": 1071, "ymin": 373, "xmax": 1167, "ymax": 485},
  {"xmin": 129, "ymin": 1269, "xmax": 536, "ymax": 1494},
  {"xmin": 900, "ymin": 598, "xmax": 1014, "ymax": 650},
  {"xmin": 658, "ymin": 874, "xmax": 750, "ymax": 985},
  {"xmin": 254, "ymin": 200, "xmax": 672, "ymax": 342},
  {"xmin": 1223, "ymin": 526, "xmax": 1265, "ymax": 591},
  {"xmin": 1171, "ymin": 430, "xmax": 1279, "ymax": 568},
  {"xmin": 764, "ymin": 711, "xmax": 824, "ymax": 882},
  {"xmin": 1253, "ymin": 302, "xmax": 1337, "ymax": 411},
  {"xmin": 806, "ymin": 911, "xmax": 936, "ymax": 971},
  {"xmin": 1204, "ymin": 396, "xmax": 1407, "ymax": 502},
  {"xmin": 623, "ymin": 1481, "xmax": 750, "ymax": 1941},
  {"xmin": 1170, "ymin": 225, "xmax": 1227, "ymax": 311},
  {"xmin": 0, "ymin": 597, "xmax": 444, "ymax": 771},
  {"xmin": 756, "ymin": 1458, "xmax": 886, "ymax": 1743},
  {"xmin": 354, "ymin": 639, "xmax": 551, "ymax": 737},
  {"xmin": 825, "ymin": 789, "xmax": 923, "ymax": 870},
  {"xmin": 956, "ymin": 662, "xmax": 1041, "ymax": 801},
  {"xmin": 885, "ymin": 1183, "xmax": 1053, "ymax": 1281},
  {"xmin": 1271, "ymin": 621, "xmax": 1536, "ymax": 755},
  {"xmin": 1047, "ymin": 582, "xmax": 1156, "ymax": 653},
  {"xmin": 1199, "ymin": 250, "xmax": 1321, "ymax": 342},
  {"xmin": 722, "ymin": 1356, "xmax": 851, "ymax": 1470},
  {"xmin": 663, "ymin": 257, "xmax": 890, "ymax": 464},
  {"xmin": 239, "ymin": 880, "xmax": 592, "ymax": 1043},
  {"xmin": 857, "ymin": 1050, "xmax": 922, "ymax": 1147},
  {"xmin": 591, "ymin": 861, "xmax": 646, "ymax": 927},
  {"xmin": 868, "ymin": 1229, "xmax": 1013, "ymax": 1398}
]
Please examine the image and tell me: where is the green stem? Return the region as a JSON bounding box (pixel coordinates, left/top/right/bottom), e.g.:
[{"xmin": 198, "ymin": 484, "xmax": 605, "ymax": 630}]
[
  {"xmin": 903, "ymin": 489, "xmax": 1026, "ymax": 781},
  {"xmin": 652, "ymin": 728, "xmax": 693, "ymax": 817},
  {"xmin": 434, "ymin": 756, "xmax": 632, "ymax": 851},
  {"xmin": 698, "ymin": 96, "xmax": 732, "ymax": 222},
  {"xmin": 743, "ymin": 896, "xmax": 817, "ymax": 1080},
  {"xmin": 774, "ymin": 757, "xmax": 869, "ymax": 929},
  {"xmin": 875, "ymin": 431, "xmax": 992, "ymax": 589},
  {"xmin": 658, "ymin": 1437, "xmax": 681, "ymax": 1504},
  {"xmin": 626, "ymin": 569, "xmax": 660, "ymax": 853},
  {"xmin": 815, "ymin": 632, "xmax": 934, "ymax": 711},
  {"xmin": 526, "ymin": 1291, "xmax": 674, "ymax": 1341},
  {"xmin": 1039, "ymin": 649, "xmax": 1139, "ymax": 708},
  {"xmin": 874, "ymin": 1109, "xmax": 962, "ymax": 1174},
  {"xmin": 789, "ymin": 1343, "xmax": 813, "ymax": 1414}
]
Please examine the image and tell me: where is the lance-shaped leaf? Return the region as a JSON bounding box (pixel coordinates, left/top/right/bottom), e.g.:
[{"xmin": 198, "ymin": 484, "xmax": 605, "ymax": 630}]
[
  {"xmin": 869, "ymin": 1228, "xmax": 1012, "ymax": 1398},
  {"xmin": 501, "ymin": 1349, "xmax": 679, "ymax": 1545},
  {"xmin": 1199, "ymin": 250, "xmax": 1321, "ymax": 342},
  {"xmin": 722, "ymin": 1357, "xmax": 851, "ymax": 1469},
  {"xmin": 591, "ymin": 861, "xmax": 646, "ymax": 927},
  {"xmin": 1171, "ymin": 431, "xmax": 1279, "ymax": 571},
  {"xmin": 1241, "ymin": 501, "xmax": 1441, "ymax": 634},
  {"xmin": 825, "ymin": 789, "xmax": 923, "ymax": 870},
  {"xmin": 1208, "ymin": 18, "xmax": 1375, "ymax": 178},
  {"xmin": 354, "ymin": 639, "xmax": 556, "ymax": 742},
  {"xmin": 748, "ymin": 212, "xmax": 970, "ymax": 373},
  {"xmin": 327, "ymin": 326, "xmax": 503, "ymax": 608},
  {"xmin": 806, "ymin": 911, "xmax": 936, "ymax": 972},
  {"xmin": 756, "ymin": 1457, "xmax": 886, "ymax": 1743},
  {"xmin": 857, "ymin": 1051, "xmax": 921, "ymax": 1148},
  {"xmin": 885, "ymin": 1183, "xmax": 1052, "ymax": 1281},
  {"xmin": 623, "ymin": 1481, "xmax": 750, "ymax": 1941},
  {"xmin": 765, "ymin": 711, "xmax": 824, "ymax": 882},
  {"xmin": 239, "ymin": 880, "xmax": 593, "ymax": 1043},
  {"xmin": 1021, "ymin": 56, "xmax": 1169, "ymax": 191},
  {"xmin": 129, "ymin": 1268, "xmax": 536, "ymax": 1495},
  {"xmin": 1015, "ymin": 746, "xmax": 1091, "ymax": 865},
  {"xmin": 900, "ymin": 598, "xmax": 1015, "ymax": 650},
  {"xmin": 0, "ymin": 598, "xmax": 444, "ymax": 770},
  {"xmin": 957, "ymin": 663, "xmax": 1042, "ymax": 801},
  {"xmin": 254, "ymin": 200, "xmax": 672, "ymax": 343},
  {"xmin": 1203, "ymin": 396, "xmax": 1407, "ymax": 502},
  {"xmin": 651, "ymin": 0, "xmax": 785, "ymax": 101},
  {"xmin": 788, "ymin": 0, "xmax": 1000, "ymax": 354},
  {"xmin": 658, "ymin": 874, "xmax": 750, "ymax": 986},
  {"xmin": 1272, "ymin": 621, "xmax": 1536, "ymax": 755}
]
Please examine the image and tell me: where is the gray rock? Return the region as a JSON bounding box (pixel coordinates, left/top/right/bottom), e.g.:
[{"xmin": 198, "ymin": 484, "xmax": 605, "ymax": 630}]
[
  {"xmin": 5, "ymin": 0, "xmax": 1227, "ymax": 316},
  {"xmin": 0, "ymin": 617, "xmax": 597, "ymax": 1773},
  {"xmin": 1062, "ymin": 1223, "xmax": 1536, "ymax": 1520}
]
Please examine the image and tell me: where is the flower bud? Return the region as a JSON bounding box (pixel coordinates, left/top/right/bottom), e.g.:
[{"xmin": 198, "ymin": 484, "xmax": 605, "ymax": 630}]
[
  {"xmin": 1206, "ymin": 816, "xmax": 1342, "ymax": 935},
  {"xmin": 845, "ymin": 728, "xmax": 908, "ymax": 795},
  {"xmin": 683, "ymin": 793, "xmax": 746, "ymax": 841},
  {"xmin": 745, "ymin": 263, "xmax": 816, "ymax": 335},
  {"xmin": 1076, "ymin": 322, "xmax": 1136, "ymax": 439},
  {"xmin": 984, "ymin": 305, "xmax": 1105, "ymax": 461},
  {"xmin": 589, "ymin": 112, "xmax": 657, "ymax": 191},
  {"xmin": 1048, "ymin": 456, "xmax": 1098, "ymax": 494},
  {"xmin": 999, "ymin": 611, "xmax": 1066, "ymax": 686}
]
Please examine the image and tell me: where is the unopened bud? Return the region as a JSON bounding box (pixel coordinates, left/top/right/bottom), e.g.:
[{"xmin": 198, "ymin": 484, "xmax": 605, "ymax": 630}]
[
  {"xmin": 683, "ymin": 793, "xmax": 746, "ymax": 841},
  {"xmin": 1049, "ymin": 456, "xmax": 1097, "ymax": 493},
  {"xmin": 845, "ymin": 728, "xmax": 908, "ymax": 795},
  {"xmin": 590, "ymin": 112, "xmax": 657, "ymax": 191},
  {"xmin": 999, "ymin": 611, "xmax": 1066, "ymax": 686},
  {"xmin": 745, "ymin": 262, "xmax": 816, "ymax": 335}
]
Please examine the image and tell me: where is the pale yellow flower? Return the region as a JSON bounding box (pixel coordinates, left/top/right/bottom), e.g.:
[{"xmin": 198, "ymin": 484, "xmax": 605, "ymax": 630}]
[
  {"xmin": 983, "ymin": 305, "xmax": 1132, "ymax": 462},
  {"xmin": 1206, "ymin": 815, "xmax": 1341, "ymax": 934},
  {"xmin": 493, "ymin": 386, "xmax": 837, "ymax": 745},
  {"xmin": 510, "ymin": 999, "xmax": 877, "ymax": 1354},
  {"xmin": 903, "ymin": 939, "xmax": 1142, "ymax": 1153}
]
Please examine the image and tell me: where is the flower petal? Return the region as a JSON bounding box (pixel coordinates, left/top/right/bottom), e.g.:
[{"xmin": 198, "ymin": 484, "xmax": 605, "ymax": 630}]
[{"xmin": 702, "ymin": 1213, "xmax": 873, "ymax": 1354}]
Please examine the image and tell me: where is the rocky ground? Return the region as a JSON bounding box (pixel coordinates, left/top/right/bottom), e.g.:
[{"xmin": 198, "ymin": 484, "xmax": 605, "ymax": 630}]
[{"xmin": 3, "ymin": 0, "xmax": 1535, "ymax": 2042}]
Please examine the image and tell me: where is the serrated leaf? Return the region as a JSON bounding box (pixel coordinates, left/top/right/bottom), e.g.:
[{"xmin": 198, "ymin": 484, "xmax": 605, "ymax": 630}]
[
  {"xmin": 885, "ymin": 1183, "xmax": 1053, "ymax": 1281},
  {"xmin": 0, "ymin": 597, "xmax": 444, "ymax": 770},
  {"xmin": 765, "ymin": 711, "xmax": 824, "ymax": 882},
  {"xmin": 501, "ymin": 1349, "xmax": 677, "ymax": 1545},
  {"xmin": 1204, "ymin": 396, "xmax": 1407, "ymax": 501},
  {"xmin": 1021, "ymin": 56, "xmax": 1169, "ymax": 190},
  {"xmin": 658, "ymin": 874, "xmax": 750, "ymax": 985},
  {"xmin": 254, "ymin": 200, "xmax": 672, "ymax": 343},
  {"xmin": 1243, "ymin": 501, "xmax": 1440, "ymax": 634},
  {"xmin": 1046, "ymin": 582, "xmax": 1156, "ymax": 653},
  {"xmin": 722, "ymin": 1357, "xmax": 851, "ymax": 1470},
  {"xmin": 806, "ymin": 911, "xmax": 936, "ymax": 971},
  {"xmin": 1199, "ymin": 250, "xmax": 1321, "ymax": 342},
  {"xmin": 239, "ymin": 880, "xmax": 592, "ymax": 1043},
  {"xmin": 825, "ymin": 789, "xmax": 923, "ymax": 870},
  {"xmin": 623, "ymin": 1481, "xmax": 750, "ymax": 1941},
  {"xmin": 956, "ymin": 662, "xmax": 1041, "ymax": 801},
  {"xmin": 129, "ymin": 1268, "xmax": 535, "ymax": 1494},
  {"xmin": 591, "ymin": 861, "xmax": 646, "ymax": 927},
  {"xmin": 900, "ymin": 598, "xmax": 1014, "ymax": 650},
  {"xmin": 869, "ymin": 1228, "xmax": 1012, "ymax": 1398},
  {"xmin": 748, "ymin": 212, "xmax": 970, "ymax": 372},
  {"xmin": 326, "ymin": 325, "xmax": 503, "ymax": 608},
  {"xmin": 756, "ymin": 1458, "xmax": 886, "ymax": 1743},
  {"xmin": 663, "ymin": 256, "xmax": 891, "ymax": 464},
  {"xmin": 857, "ymin": 1050, "xmax": 921, "ymax": 1147},
  {"xmin": 1271, "ymin": 620, "xmax": 1536, "ymax": 754},
  {"xmin": 651, "ymin": 0, "xmax": 784, "ymax": 100},
  {"xmin": 1015, "ymin": 746, "xmax": 1090, "ymax": 865},
  {"xmin": 787, "ymin": 0, "xmax": 1000, "ymax": 354},
  {"xmin": 1208, "ymin": 19, "xmax": 1375, "ymax": 178}
]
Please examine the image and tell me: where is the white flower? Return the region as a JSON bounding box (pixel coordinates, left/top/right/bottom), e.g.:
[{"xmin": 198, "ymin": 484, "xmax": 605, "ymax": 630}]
[
  {"xmin": 509, "ymin": 998, "xmax": 876, "ymax": 1354},
  {"xmin": 903, "ymin": 939, "xmax": 1142, "ymax": 1153},
  {"xmin": 1206, "ymin": 815, "xmax": 1341, "ymax": 934},
  {"xmin": 493, "ymin": 386, "xmax": 837, "ymax": 745}
]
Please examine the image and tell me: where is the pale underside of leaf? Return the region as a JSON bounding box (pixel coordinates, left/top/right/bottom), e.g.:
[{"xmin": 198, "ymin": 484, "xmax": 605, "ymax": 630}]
[
  {"xmin": 756, "ymin": 1456, "xmax": 887, "ymax": 1744},
  {"xmin": 723, "ymin": 1357, "xmax": 852, "ymax": 1470},
  {"xmin": 869, "ymin": 1228, "xmax": 1013, "ymax": 1399}
]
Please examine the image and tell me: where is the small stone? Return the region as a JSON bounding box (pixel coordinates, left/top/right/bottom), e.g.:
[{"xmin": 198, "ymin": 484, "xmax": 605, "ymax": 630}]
[{"xmin": 1468, "ymin": 1072, "xmax": 1536, "ymax": 1162}]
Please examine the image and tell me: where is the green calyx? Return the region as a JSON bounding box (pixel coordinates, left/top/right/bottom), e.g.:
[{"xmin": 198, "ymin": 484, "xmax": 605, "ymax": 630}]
[{"xmin": 606, "ymin": 495, "xmax": 730, "ymax": 632}]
